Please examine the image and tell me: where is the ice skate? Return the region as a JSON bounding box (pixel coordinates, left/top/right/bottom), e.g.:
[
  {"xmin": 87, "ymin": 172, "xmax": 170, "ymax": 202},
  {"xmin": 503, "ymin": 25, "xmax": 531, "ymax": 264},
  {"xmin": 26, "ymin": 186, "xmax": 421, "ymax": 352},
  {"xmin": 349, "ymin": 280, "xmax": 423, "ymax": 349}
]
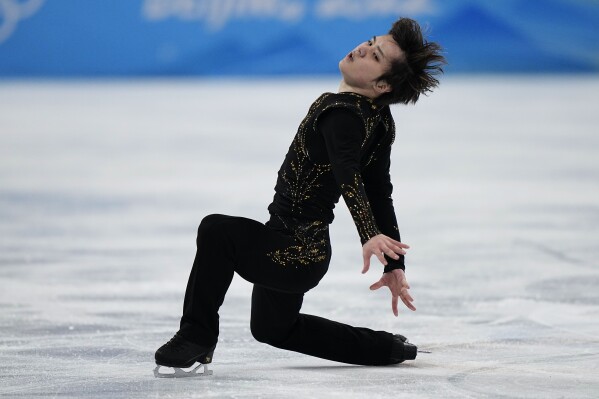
[
  {"xmin": 393, "ymin": 334, "xmax": 430, "ymax": 353},
  {"xmin": 389, "ymin": 334, "xmax": 418, "ymax": 364},
  {"xmin": 154, "ymin": 333, "xmax": 216, "ymax": 378},
  {"xmin": 154, "ymin": 362, "xmax": 213, "ymax": 378}
]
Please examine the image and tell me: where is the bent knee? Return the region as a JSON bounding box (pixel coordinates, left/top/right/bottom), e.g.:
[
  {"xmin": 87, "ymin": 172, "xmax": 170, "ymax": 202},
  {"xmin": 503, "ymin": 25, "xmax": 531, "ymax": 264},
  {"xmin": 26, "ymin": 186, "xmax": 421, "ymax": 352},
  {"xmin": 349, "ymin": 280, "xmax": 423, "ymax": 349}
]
[
  {"xmin": 197, "ymin": 214, "xmax": 229, "ymax": 235},
  {"xmin": 250, "ymin": 319, "xmax": 288, "ymax": 346}
]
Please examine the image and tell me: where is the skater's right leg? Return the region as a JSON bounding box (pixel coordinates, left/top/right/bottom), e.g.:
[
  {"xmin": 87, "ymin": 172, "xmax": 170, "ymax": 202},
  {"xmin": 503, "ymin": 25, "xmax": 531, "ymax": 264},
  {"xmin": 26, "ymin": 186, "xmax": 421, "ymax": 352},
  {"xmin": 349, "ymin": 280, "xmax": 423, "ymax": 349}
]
[{"xmin": 250, "ymin": 286, "xmax": 417, "ymax": 366}]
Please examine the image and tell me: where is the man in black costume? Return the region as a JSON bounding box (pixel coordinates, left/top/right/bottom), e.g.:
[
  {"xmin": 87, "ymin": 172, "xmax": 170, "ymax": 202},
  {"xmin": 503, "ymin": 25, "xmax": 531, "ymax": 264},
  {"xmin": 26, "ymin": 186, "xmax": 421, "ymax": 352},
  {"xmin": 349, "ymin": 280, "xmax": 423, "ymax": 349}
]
[{"xmin": 154, "ymin": 18, "xmax": 445, "ymax": 376}]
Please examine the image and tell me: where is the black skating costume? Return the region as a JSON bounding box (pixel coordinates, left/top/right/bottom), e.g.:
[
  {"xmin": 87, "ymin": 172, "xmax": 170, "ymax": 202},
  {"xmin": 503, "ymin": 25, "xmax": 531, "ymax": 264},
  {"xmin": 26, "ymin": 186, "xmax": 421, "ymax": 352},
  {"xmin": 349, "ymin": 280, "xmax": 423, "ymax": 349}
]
[{"xmin": 164, "ymin": 92, "xmax": 413, "ymax": 367}]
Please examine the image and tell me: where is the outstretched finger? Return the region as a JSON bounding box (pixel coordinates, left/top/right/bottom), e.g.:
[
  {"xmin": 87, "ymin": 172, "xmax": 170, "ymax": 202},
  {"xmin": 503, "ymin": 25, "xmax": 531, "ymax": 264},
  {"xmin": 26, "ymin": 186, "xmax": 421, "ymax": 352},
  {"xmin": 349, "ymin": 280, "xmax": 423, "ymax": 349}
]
[
  {"xmin": 362, "ymin": 253, "xmax": 370, "ymax": 274},
  {"xmin": 400, "ymin": 291, "xmax": 416, "ymax": 311},
  {"xmin": 382, "ymin": 245, "xmax": 402, "ymax": 260},
  {"xmin": 401, "ymin": 288, "xmax": 414, "ymax": 303},
  {"xmin": 389, "ymin": 244, "xmax": 407, "ymax": 256},
  {"xmin": 390, "ymin": 238, "xmax": 410, "ymax": 249},
  {"xmin": 370, "ymin": 280, "xmax": 384, "ymax": 290},
  {"xmin": 392, "ymin": 294, "xmax": 399, "ymax": 317},
  {"xmin": 375, "ymin": 251, "xmax": 387, "ymax": 266}
]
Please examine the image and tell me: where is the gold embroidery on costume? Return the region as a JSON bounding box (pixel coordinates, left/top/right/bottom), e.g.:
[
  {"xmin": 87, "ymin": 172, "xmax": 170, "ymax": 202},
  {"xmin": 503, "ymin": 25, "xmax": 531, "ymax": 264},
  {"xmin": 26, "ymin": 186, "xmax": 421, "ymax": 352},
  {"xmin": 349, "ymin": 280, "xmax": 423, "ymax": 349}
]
[
  {"xmin": 277, "ymin": 92, "xmax": 383, "ymax": 216},
  {"xmin": 267, "ymin": 218, "xmax": 329, "ymax": 267},
  {"xmin": 278, "ymin": 95, "xmax": 333, "ymax": 215},
  {"xmin": 340, "ymin": 173, "xmax": 380, "ymax": 243},
  {"xmin": 365, "ymin": 111, "xmax": 394, "ymax": 166},
  {"xmin": 315, "ymin": 94, "xmax": 381, "ymax": 151},
  {"xmin": 280, "ymin": 146, "xmax": 330, "ymax": 214},
  {"xmin": 269, "ymin": 92, "xmax": 394, "ymax": 256}
]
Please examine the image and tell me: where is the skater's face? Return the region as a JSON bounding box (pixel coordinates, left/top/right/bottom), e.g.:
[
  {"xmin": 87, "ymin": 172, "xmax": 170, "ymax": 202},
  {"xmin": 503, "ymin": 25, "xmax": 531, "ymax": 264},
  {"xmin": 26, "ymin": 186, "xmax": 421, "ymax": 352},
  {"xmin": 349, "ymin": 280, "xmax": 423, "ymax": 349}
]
[{"xmin": 339, "ymin": 34, "xmax": 404, "ymax": 96}]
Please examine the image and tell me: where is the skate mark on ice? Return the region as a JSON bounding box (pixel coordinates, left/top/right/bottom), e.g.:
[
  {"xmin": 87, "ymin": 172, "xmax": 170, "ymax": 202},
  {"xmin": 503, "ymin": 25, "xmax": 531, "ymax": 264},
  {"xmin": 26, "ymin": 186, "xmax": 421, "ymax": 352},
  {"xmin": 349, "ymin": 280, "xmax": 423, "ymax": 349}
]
[
  {"xmin": 448, "ymin": 360, "xmax": 599, "ymax": 399},
  {"xmin": 446, "ymin": 346, "xmax": 599, "ymax": 399},
  {"xmin": 512, "ymin": 239, "xmax": 584, "ymax": 265},
  {"xmin": 526, "ymin": 275, "xmax": 599, "ymax": 305}
]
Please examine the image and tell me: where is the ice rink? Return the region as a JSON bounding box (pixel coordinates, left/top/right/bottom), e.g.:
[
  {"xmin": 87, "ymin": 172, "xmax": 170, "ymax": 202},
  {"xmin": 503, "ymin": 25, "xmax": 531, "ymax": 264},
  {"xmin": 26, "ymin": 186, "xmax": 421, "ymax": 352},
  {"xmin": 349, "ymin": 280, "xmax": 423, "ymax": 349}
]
[{"xmin": 1, "ymin": 76, "xmax": 598, "ymax": 398}]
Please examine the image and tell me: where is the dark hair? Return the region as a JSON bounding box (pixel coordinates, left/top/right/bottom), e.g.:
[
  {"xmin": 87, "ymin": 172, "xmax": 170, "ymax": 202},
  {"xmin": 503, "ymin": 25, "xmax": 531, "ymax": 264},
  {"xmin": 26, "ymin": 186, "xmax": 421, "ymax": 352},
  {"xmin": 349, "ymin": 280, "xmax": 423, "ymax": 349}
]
[{"xmin": 376, "ymin": 18, "xmax": 446, "ymax": 106}]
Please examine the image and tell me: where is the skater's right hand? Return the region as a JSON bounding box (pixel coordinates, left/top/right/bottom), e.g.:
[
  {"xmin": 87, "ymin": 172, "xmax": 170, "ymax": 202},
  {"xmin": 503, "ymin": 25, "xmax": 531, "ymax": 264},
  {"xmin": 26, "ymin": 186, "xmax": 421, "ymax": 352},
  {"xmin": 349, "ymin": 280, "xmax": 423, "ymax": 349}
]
[{"xmin": 361, "ymin": 234, "xmax": 409, "ymax": 274}]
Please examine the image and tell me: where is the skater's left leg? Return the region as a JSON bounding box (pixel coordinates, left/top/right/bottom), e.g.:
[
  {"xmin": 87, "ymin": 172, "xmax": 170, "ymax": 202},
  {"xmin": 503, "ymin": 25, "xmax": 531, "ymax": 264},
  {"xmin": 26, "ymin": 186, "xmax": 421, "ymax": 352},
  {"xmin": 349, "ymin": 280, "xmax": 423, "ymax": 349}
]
[
  {"xmin": 156, "ymin": 213, "xmax": 330, "ymax": 369},
  {"xmin": 178, "ymin": 214, "xmax": 329, "ymax": 346},
  {"xmin": 250, "ymin": 285, "xmax": 401, "ymax": 366}
]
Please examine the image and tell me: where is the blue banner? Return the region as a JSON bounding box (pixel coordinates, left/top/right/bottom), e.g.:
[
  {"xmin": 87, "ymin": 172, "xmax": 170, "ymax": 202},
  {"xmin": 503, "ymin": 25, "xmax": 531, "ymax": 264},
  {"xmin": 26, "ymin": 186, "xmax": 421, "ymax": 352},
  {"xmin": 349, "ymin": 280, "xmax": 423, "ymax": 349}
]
[{"xmin": 1, "ymin": 0, "xmax": 598, "ymax": 76}]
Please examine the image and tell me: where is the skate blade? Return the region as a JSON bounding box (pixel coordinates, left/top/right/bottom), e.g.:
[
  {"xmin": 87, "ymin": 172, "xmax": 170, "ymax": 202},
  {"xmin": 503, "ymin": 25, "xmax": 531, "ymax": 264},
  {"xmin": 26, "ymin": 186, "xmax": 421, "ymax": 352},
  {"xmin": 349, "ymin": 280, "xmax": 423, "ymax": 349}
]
[
  {"xmin": 153, "ymin": 362, "xmax": 213, "ymax": 378},
  {"xmin": 417, "ymin": 350, "xmax": 432, "ymax": 354}
]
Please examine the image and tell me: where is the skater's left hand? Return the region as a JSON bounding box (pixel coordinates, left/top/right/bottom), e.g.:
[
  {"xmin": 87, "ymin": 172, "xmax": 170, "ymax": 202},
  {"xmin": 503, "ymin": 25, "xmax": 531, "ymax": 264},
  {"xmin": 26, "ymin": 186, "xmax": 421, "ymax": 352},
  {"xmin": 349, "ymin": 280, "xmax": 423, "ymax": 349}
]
[{"xmin": 369, "ymin": 269, "xmax": 416, "ymax": 316}]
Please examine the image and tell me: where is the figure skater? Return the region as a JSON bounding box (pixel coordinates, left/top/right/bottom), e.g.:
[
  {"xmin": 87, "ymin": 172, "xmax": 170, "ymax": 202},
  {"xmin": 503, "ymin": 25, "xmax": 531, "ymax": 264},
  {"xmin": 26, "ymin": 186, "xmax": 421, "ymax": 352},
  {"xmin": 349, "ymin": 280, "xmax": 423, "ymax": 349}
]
[{"xmin": 154, "ymin": 17, "xmax": 445, "ymax": 378}]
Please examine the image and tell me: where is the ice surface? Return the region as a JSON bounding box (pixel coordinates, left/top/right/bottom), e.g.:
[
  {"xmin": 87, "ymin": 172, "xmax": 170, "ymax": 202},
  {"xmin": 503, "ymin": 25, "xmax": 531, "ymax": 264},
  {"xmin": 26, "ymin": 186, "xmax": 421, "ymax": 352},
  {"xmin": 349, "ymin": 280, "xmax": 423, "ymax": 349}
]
[{"xmin": 1, "ymin": 76, "xmax": 598, "ymax": 398}]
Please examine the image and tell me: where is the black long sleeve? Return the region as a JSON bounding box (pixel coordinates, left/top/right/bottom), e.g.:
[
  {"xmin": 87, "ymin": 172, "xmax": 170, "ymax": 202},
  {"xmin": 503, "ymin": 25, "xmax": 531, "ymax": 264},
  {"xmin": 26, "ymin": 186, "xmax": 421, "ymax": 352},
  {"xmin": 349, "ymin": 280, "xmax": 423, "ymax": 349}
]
[
  {"xmin": 362, "ymin": 133, "xmax": 405, "ymax": 272},
  {"xmin": 319, "ymin": 108, "xmax": 381, "ymax": 244}
]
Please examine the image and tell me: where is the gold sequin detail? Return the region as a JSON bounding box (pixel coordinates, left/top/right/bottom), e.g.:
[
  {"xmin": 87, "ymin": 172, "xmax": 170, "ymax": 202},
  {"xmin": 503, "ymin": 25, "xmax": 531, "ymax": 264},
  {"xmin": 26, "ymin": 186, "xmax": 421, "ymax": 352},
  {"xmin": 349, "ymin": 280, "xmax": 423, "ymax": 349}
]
[
  {"xmin": 278, "ymin": 93, "xmax": 389, "ymax": 216},
  {"xmin": 280, "ymin": 144, "xmax": 330, "ymax": 214},
  {"xmin": 267, "ymin": 218, "xmax": 329, "ymax": 267},
  {"xmin": 270, "ymin": 92, "xmax": 393, "ymax": 250},
  {"xmin": 340, "ymin": 173, "xmax": 380, "ymax": 243},
  {"xmin": 364, "ymin": 111, "xmax": 395, "ymax": 166},
  {"xmin": 277, "ymin": 95, "xmax": 334, "ymax": 215},
  {"xmin": 314, "ymin": 93, "xmax": 382, "ymax": 151}
]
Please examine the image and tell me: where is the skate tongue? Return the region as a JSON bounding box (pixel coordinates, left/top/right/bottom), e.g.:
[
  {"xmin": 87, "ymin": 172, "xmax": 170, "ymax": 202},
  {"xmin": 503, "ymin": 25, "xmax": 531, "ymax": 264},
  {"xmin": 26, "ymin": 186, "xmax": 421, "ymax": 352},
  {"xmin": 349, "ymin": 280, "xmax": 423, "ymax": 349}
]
[{"xmin": 154, "ymin": 363, "xmax": 213, "ymax": 378}]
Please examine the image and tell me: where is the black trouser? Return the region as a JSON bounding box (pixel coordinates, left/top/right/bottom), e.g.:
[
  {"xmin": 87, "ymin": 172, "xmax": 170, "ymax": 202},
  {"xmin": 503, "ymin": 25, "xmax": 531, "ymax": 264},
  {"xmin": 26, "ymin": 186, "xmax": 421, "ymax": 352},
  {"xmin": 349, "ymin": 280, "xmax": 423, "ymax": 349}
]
[{"xmin": 178, "ymin": 213, "xmax": 395, "ymax": 366}]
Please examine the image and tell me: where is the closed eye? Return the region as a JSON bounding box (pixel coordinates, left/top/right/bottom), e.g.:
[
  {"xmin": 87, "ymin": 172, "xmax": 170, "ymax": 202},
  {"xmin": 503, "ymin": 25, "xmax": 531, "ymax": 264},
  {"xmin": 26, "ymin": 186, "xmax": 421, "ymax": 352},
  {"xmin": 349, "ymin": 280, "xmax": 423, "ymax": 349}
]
[{"xmin": 367, "ymin": 39, "xmax": 379, "ymax": 60}]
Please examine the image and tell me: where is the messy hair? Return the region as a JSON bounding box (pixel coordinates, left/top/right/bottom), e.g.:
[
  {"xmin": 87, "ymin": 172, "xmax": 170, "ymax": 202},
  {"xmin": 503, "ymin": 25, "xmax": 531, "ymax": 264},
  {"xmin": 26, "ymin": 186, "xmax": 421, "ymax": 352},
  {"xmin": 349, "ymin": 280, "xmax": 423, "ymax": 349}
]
[{"xmin": 376, "ymin": 18, "xmax": 446, "ymax": 106}]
